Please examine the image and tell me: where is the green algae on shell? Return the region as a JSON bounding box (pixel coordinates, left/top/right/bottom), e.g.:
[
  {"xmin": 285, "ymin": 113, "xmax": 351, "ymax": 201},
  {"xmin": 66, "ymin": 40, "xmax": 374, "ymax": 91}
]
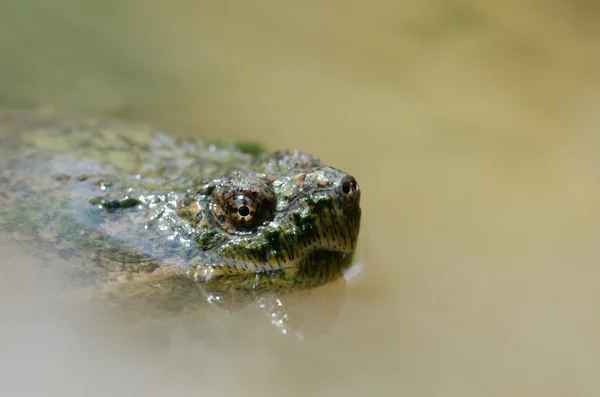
[{"xmin": 0, "ymin": 108, "xmax": 361, "ymax": 310}]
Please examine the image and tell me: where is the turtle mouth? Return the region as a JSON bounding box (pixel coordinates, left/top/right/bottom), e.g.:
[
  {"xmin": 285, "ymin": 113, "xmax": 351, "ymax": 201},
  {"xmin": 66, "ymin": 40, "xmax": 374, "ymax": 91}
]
[
  {"xmin": 268, "ymin": 244, "xmax": 354, "ymax": 274},
  {"xmin": 295, "ymin": 248, "xmax": 354, "ymax": 279},
  {"xmin": 189, "ymin": 239, "xmax": 358, "ymax": 285},
  {"xmin": 195, "ymin": 248, "xmax": 353, "ymax": 297}
]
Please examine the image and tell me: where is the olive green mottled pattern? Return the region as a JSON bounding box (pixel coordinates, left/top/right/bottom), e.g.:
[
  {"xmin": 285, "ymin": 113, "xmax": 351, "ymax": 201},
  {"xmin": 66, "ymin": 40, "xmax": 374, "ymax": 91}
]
[{"xmin": 0, "ymin": 108, "xmax": 361, "ymax": 309}]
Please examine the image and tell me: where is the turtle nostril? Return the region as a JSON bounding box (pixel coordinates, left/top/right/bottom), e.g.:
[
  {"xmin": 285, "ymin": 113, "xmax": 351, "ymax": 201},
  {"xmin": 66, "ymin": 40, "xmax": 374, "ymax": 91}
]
[
  {"xmin": 342, "ymin": 180, "xmax": 352, "ymax": 195},
  {"xmin": 339, "ymin": 175, "xmax": 360, "ymax": 202}
]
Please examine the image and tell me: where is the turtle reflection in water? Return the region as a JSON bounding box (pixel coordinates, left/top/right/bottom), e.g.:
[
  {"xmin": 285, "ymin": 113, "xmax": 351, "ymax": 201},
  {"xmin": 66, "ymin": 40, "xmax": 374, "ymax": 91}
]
[{"xmin": 0, "ymin": 109, "xmax": 361, "ymax": 334}]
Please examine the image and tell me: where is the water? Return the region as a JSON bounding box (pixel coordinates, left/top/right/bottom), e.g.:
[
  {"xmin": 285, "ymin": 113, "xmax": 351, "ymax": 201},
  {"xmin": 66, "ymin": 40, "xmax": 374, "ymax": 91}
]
[{"xmin": 1, "ymin": 1, "xmax": 600, "ymax": 396}]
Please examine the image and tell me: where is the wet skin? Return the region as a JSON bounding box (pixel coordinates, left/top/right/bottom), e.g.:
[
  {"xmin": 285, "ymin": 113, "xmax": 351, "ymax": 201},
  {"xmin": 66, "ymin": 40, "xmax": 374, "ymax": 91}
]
[{"xmin": 0, "ymin": 109, "xmax": 361, "ymax": 310}]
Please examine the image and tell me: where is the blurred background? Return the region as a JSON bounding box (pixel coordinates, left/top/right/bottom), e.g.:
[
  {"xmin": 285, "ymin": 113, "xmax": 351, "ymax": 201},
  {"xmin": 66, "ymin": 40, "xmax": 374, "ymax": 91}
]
[{"xmin": 1, "ymin": 1, "xmax": 600, "ymax": 396}]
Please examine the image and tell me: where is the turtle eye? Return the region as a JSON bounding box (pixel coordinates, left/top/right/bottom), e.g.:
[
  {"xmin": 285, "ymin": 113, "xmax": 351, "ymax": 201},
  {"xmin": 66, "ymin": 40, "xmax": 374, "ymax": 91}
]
[
  {"xmin": 207, "ymin": 175, "xmax": 276, "ymax": 234},
  {"xmin": 224, "ymin": 193, "xmax": 272, "ymax": 230}
]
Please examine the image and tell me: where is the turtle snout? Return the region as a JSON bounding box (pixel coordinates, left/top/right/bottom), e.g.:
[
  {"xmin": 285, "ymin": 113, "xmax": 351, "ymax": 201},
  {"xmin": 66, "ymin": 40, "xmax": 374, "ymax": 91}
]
[{"xmin": 337, "ymin": 174, "xmax": 360, "ymax": 204}]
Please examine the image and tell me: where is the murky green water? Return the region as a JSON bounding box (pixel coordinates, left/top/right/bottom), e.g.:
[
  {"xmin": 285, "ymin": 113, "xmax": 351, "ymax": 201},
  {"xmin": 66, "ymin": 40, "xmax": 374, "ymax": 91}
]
[{"xmin": 1, "ymin": 1, "xmax": 600, "ymax": 396}]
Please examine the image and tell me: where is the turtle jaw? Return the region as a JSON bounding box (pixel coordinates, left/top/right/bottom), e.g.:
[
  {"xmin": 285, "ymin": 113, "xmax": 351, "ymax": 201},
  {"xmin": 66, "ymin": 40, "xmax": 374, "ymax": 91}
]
[{"xmin": 187, "ymin": 214, "xmax": 361, "ymax": 283}]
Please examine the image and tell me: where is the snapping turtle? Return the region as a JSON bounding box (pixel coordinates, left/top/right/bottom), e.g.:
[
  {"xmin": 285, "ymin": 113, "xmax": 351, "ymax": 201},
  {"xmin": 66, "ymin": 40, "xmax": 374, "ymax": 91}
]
[{"xmin": 0, "ymin": 108, "xmax": 361, "ymax": 325}]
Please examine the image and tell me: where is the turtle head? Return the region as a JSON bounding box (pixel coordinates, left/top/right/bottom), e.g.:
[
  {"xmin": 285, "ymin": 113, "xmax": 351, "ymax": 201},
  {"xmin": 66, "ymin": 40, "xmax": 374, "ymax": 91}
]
[{"xmin": 185, "ymin": 150, "xmax": 361, "ymax": 287}]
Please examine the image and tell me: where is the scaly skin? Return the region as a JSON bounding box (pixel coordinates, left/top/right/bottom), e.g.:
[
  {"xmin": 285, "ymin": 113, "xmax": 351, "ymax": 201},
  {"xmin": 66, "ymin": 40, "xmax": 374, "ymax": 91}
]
[{"xmin": 0, "ymin": 108, "xmax": 361, "ymax": 310}]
